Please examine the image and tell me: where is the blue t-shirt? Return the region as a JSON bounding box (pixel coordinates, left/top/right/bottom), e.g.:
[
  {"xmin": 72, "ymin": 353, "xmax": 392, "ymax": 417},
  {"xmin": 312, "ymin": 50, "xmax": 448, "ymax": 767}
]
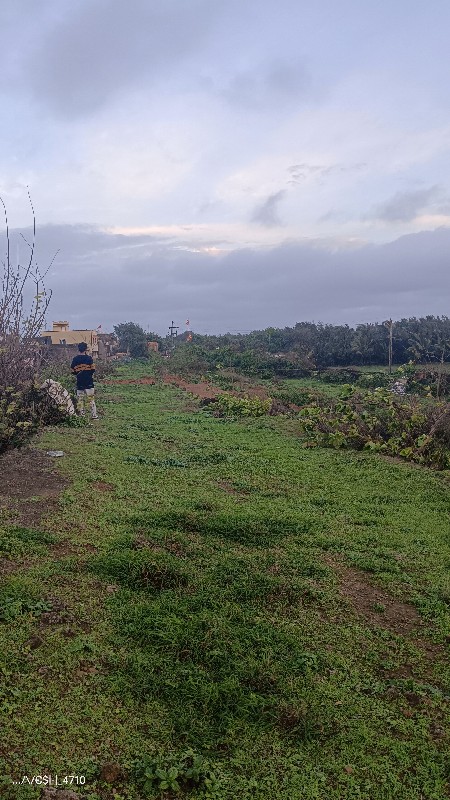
[{"xmin": 71, "ymin": 354, "xmax": 95, "ymax": 390}]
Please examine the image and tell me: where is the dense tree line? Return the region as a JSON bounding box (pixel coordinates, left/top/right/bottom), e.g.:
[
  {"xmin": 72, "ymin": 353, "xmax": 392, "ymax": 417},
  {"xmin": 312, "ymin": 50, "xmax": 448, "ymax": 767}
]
[{"xmin": 180, "ymin": 316, "xmax": 450, "ymax": 372}]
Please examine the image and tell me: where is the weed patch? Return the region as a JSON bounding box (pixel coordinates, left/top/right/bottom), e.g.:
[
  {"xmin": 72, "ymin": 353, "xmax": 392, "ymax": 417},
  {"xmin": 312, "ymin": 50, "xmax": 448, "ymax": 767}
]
[
  {"xmin": 89, "ymin": 548, "xmax": 190, "ymax": 591},
  {"xmin": 106, "ymin": 589, "xmax": 325, "ymax": 744},
  {"xmin": 0, "ymin": 576, "xmax": 51, "ymax": 621},
  {"xmin": 0, "ymin": 526, "xmax": 56, "ymax": 558},
  {"xmin": 298, "ymin": 387, "xmax": 450, "ymax": 469},
  {"xmin": 132, "ymin": 749, "xmax": 221, "ymax": 796},
  {"xmin": 132, "ymin": 508, "xmax": 314, "ymax": 545}
]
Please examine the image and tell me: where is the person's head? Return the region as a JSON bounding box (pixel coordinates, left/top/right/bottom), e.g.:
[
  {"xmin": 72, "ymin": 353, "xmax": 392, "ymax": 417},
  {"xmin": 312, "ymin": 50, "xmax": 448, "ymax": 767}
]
[{"xmin": 78, "ymin": 342, "xmax": 88, "ymax": 353}]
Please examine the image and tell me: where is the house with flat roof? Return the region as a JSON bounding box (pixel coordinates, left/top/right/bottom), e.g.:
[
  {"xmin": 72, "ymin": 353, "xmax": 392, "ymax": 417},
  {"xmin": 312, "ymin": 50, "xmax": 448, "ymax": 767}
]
[{"xmin": 39, "ymin": 321, "xmax": 99, "ymax": 356}]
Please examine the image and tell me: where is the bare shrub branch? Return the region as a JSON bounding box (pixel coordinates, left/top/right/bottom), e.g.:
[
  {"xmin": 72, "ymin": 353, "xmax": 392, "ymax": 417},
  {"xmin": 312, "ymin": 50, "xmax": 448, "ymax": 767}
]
[{"xmin": 0, "ymin": 192, "xmax": 56, "ymax": 387}]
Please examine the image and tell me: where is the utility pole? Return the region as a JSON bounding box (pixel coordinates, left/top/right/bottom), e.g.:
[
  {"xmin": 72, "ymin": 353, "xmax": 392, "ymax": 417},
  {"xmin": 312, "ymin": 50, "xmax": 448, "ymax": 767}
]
[
  {"xmin": 168, "ymin": 320, "xmax": 179, "ymax": 351},
  {"xmin": 384, "ymin": 319, "xmax": 394, "ymax": 374}
]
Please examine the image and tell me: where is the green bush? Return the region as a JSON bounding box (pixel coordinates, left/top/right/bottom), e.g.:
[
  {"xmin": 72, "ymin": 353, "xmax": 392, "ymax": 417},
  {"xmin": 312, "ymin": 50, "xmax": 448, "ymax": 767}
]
[
  {"xmin": 316, "ymin": 368, "xmax": 361, "ymax": 384},
  {"xmin": 215, "ymin": 393, "xmax": 272, "ymax": 417},
  {"xmin": 0, "ymin": 386, "xmax": 38, "ymax": 452},
  {"xmin": 298, "ymin": 387, "xmax": 450, "ymax": 469},
  {"xmin": 0, "ymin": 380, "xmax": 77, "ymax": 453},
  {"xmin": 406, "ymin": 367, "xmax": 450, "ymax": 398},
  {"xmin": 356, "ymin": 372, "xmax": 391, "ymax": 389},
  {"xmin": 273, "ymin": 386, "xmax": 321, "ymax": 408}
]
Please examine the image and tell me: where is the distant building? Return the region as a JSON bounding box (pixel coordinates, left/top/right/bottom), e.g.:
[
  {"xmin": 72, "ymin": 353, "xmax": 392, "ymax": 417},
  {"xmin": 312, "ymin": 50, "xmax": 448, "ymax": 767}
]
[
  {"xmin": 147, "ymin": 341, "xmax": 159, "ymax": 353},
  {"xmin": 39, "ymin": 321, "xmax": 99, "ymax": 356},
  {"xmin": 98, "ymin": 332, "xmax": 118, "ymax": 359}
]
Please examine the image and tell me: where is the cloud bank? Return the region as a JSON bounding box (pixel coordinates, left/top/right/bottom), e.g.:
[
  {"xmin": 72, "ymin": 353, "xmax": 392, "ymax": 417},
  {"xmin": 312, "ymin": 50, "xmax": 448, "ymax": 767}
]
[{"xmin": 9, "ymin": 223, "xmax": 450, "ymax": 336}]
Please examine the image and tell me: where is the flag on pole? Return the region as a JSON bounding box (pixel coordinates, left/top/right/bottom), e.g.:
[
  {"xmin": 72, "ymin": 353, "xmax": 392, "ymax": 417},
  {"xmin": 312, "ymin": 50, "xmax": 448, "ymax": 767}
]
[
  {"xmin": 97, "ymin": 324, "xmax": 102, "ymax": 331},
  {"xmin": 185, "ymin": 319, "xmax": 190, "ymax": 326}
]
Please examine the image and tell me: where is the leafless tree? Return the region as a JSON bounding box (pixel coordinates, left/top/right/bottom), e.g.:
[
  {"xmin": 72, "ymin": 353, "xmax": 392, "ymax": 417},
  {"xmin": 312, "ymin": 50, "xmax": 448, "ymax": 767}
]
[{"xmin": 0, "ymin": 192, "xmax": 57, "ymax": 387}]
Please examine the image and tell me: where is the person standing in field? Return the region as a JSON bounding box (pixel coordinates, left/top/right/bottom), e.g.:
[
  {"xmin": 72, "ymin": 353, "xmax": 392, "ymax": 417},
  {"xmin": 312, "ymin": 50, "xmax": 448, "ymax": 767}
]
[{"xmin": 71, "ymin": 342, "xmax": 99, "ymax": 419}]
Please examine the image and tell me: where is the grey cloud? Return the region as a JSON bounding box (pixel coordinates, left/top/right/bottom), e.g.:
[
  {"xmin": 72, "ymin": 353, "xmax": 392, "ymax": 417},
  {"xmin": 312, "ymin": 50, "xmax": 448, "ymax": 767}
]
[
  {"xmin": 222, "ymin": 59, "xmax": 310, "ymax": 111},
  {"xmin": 251, "ymin": 190, "xmax": 286, "ymax": 227},
  {"xmin": 24, "ymin": 0, "xmax": 219, "ymax": 117},
  {"xmin": 372, "ymin": 185, "xmax": 445, "ymax": 223},
  {"xmin": 12, "ymin": 222, "xmax": 450, "ymax": 335}
]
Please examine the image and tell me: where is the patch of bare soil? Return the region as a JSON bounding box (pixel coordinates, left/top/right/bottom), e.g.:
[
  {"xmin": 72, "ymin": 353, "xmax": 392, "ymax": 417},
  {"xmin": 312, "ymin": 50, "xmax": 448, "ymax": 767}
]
[
  {"xmin": 163, "ymin": 373, "xmax": 278, "ymax": 402},
  {"xmin": 216, "ymin": 480, "xmax": 248, "ymax": 499},
  {"xmin": 0, "ymin": 556, "xmax": 36, "ymax": 576},
  {"xmin": 326, "ymin": 556, "xmax": 422, "ymax": 637},
  {"xmin": 217, "ymin": 480, "xmax": 241, "ymax": 494},
  {"xmin": 91, "ymin": 480, "xmax": 115, "ymax": 492},
  {"xmin": 163, "ymin": 374, "xmax": 222, "ymax": 400},
  {"xmin": 0, "ymin": 447, "xmax": 68, "ymax": 527},
  {"xmin": 325, "ymin": 556, "xmax": 447, "ymax": 669},
  {"xmin": 163, "ymin": 373, "xmax": 298, "ymax": 416}
]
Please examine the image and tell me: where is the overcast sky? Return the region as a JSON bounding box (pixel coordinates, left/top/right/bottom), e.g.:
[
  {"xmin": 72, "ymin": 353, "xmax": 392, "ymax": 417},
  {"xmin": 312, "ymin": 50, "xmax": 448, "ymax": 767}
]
[{"xmin": 1, "ymin": 0, "xmax": 449, "ymax": 334}]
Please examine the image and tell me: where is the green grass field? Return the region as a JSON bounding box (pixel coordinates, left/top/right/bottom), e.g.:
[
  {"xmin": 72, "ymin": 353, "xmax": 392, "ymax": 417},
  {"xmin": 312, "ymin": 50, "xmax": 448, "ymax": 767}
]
[{"xmin": 0, "ymin": 364, "xmax": 449, "ymax": 799}]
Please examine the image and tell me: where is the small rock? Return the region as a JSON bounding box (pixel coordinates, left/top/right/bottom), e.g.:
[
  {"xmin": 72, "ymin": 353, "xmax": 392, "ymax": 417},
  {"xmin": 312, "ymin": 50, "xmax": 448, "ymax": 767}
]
[
  {"xmin": 99, "ymin": 762, "xmax": 123, "ymax": 784},
  {"xmin": 106, "ymin": 584, "xmax": 118, "ymax": 594},
  {"xmin": 46, "ymin": 451, "xmax": 65, "ymax": 457}
]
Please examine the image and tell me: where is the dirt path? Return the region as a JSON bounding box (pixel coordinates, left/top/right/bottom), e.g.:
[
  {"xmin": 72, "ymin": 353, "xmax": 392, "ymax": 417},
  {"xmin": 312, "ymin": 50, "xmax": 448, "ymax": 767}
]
[
  {"xmin": 162, "ymin": 374, "xmax": 224, "ymax": 399},
  {"xmin": 162, "ymin": 373, "xmax": 280, "ymax": 401},
  {"xmin": 0, "ymin": 447, "xmax": 68, "ymax": 528}
]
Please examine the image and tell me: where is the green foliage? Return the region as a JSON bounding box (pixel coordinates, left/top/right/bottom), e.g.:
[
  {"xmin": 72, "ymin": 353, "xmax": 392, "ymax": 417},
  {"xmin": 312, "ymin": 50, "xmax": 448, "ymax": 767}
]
[
  {"xmin": 0, "ymin": 526, "xmax": 56, "ymax": 558},
  {"xmin": 114, "ymin": 322, "xmax": 149, "ymax": 358},
  {"xmin": 298, "ymin": 387, "xmax": 450, "ymax": 469},
  {"xmin": 132, "ymin": 749, "xmax": 219, "ymax": 797},
  {"xmin": 273, "ymin": 385, "xmax": 322, "ymax": 408},
  {"xmin": 89, "ymin": 547, "xmax": 190, "ymax": 590},
  {"xmin": 174, "ymin": 315, "xmax": 450, "ymax": 372},
  {"xmin": 132, "ymin": 507, "xmax": 313, "ymax": 545},
  {"xmin": 215, "ymin": 393, "xmax": 272, "ymax": 417},
  {"xmin": 0, "ymin": 386, "xmax": 37, "ymax": 452},
  {"xmin": 317, "ymin": 368, "xmax": 362, "ymax": 384},
  {"xmin": 0, "ymin": 577, "xmax": 51, "ymax": 621},
  {"xmin": 0, "ymin": 378, "xmax": 78, "ymax": 452},
  {"xmin": 402, "ymin": 366, "xmax": 450, "ymax": 398},
  {"xmin": 63, "ymin": 413, "xmax": 88, "ymax": 428},
  {"xmin": 355, "ymin": 372, "xmax": 391, "ymax": 389},
  {"xmin": 167, "ymin": 343, "xmax": 210, "ymax": 376}
]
